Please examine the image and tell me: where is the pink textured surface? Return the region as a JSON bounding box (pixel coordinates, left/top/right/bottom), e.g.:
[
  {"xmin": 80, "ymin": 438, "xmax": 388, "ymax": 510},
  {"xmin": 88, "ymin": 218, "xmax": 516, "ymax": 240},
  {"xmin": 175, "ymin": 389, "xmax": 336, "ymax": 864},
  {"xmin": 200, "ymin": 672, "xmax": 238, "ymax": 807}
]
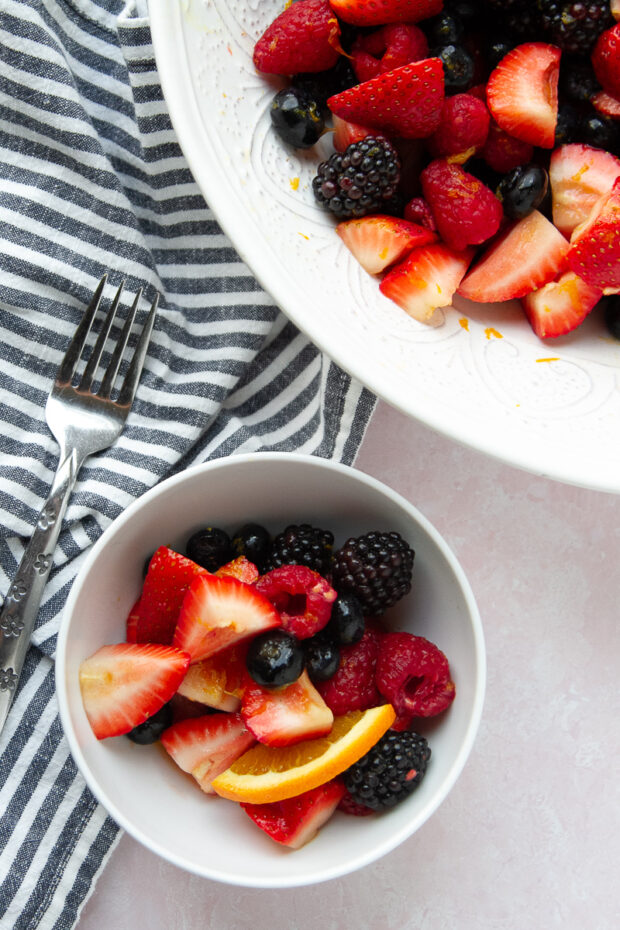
[{"xmin": 76, "ymin": 401, "xmax": 620, "ymax": 929}]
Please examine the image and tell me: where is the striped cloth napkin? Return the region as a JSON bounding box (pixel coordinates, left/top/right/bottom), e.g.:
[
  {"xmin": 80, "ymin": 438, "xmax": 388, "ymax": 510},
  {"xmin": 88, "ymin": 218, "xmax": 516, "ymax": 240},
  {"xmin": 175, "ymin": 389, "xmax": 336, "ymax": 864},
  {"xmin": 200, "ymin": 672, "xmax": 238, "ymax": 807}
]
[{"xmin": 0, "ymin": 2, "xmax": 375, "ymax": 927}]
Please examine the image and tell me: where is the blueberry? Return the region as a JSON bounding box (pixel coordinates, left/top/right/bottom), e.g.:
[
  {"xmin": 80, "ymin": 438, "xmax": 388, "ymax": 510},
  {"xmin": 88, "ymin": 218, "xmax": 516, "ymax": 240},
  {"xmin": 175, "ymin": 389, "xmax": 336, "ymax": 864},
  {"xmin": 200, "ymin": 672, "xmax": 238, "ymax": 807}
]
[
  {"xmin": 487, "ymin": 35, "xmax": 513, "ymax": 70},
  {"xmin": 496, "ymin": 164, "xmax": 549, "ymax": 220},
  {"xmin": 126, "ymin": 701, "xmax": 173, "ymax": 745},
  {"xmin": 232, "ymin": 522, "xmax": 271, "ymax": 572},
  {"xmin": 601, "ymin": 296, "xmax": 620, "ymax": 340},
  {"xmin": 426, "ymin": 13, "xmax": 464, "ymax": 45},
  {"xmin": 326, "ymin": 594, "xmax": 365, "ymax": 645},
  {"xmin": 580, "ymin": 113, "xmax": 620, "ymax": 155},
  {"xmin": 186, "ymin": 526, "xmax": 233, "ymax": 571},
  {"xmin": 246, "ymin": 630, "xmax": 305, "ymax": 688},
  {"xmin": 433, "ymin": 44, "xmax": 475, "ymax": 92},
  {"xmin": 304, "ymin": 635, "xmax": 340, "ymax": 683},
  {"xmin": 270, "ymin": 87, "xmax": 325, "ymax": 149},
  {"xmin": 555, "ymin": 102, "xmax": 583, "ymax": 146}
]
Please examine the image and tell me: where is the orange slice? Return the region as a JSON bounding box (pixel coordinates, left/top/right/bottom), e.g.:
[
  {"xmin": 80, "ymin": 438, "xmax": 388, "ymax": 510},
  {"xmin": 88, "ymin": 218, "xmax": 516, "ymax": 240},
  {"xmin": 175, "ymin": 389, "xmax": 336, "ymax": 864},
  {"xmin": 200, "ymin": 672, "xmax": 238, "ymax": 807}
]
[{"xmin": 211, "ymin": 703, "xmax": 396, "ymax": 804}]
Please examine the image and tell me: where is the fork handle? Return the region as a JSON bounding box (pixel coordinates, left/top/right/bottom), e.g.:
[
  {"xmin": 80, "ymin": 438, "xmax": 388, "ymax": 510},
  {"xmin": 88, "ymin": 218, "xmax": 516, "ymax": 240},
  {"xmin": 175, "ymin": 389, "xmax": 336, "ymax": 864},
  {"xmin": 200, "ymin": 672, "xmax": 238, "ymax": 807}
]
[{"xmin": 0, "ymin": 450, "xmax": 81, "ymax": 733}]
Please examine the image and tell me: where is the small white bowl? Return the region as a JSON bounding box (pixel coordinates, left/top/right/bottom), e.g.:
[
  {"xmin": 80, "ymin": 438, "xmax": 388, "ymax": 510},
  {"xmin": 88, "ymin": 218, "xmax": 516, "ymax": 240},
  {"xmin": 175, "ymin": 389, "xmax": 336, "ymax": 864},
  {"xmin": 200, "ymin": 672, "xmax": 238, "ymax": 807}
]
[{"xmin": 56, "ymin": 452, "xmax": 485, "ymax": 887}]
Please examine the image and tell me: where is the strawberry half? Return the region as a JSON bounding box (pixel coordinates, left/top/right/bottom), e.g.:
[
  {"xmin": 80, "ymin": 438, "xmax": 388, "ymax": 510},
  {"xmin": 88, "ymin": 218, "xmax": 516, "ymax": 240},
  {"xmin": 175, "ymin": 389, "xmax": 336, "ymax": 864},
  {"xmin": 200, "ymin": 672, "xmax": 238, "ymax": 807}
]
[
  {"xmin": 161, "ymin": 713, "xmax": 255, "ymax": 794},
  {"xmin": 173, "ymin": 573, "xmax": 280, "ymax": 663},
  {"xmin": 241, "ymin": 670, "xmax": 334, "ymax": 747},
  {"xmin": 176, "ymin": 642, "xmax": 249, "ymax": 712},
  {"xmin": 486, "ymin": 43, "xmax": 561, "ymax": 148},
  {"xmin": 457, "ymin": 210, "xmax": 569, "ymax": 303},
  {"xmin": 253, "ymin": 0, "xmax": 341, "ymax": 76},
  {"xmin": 380, "ymin": 242, "xmax": 474, "ymax": 322},
  {"xmin": 327, "ymin": 58, "xmax": 445, "ymax": 140},
  {"xmin": 332, "ymin": 114, "xmax": 375, "ymax": 152},
  {"xmin": 337, "ymin": 214, "xmax": 437, "ymax": 275},
  {"xmin": 79, "ymin": 643, "xmax": 190, "ymax": 740},
  {"xmin": 521, "ymin": 271, "xmax": 603, "ymax": 339},
  {"xmin": 549, "ymin": 143, "xmax": 620, "ymax": 239},
  {"xmin": 592, "ymin": 24, "xmax": 620, "ymax": 99},
  {"xmin": 125, "ymin": 597, "xmax": 141, "ymax": 643},
  {"xmin": 329, "ymin": 0, "xmax": 442, "ymax": 27},
  {"xmin": 566, "ymin": 178, "xmax": 620, "ymax": 289},
  {"xmin": 241, "ymin": 779, "xmax": 347, "ymax": 848},
  {"xmin": 134, "ymin": 546, "xmax": 205, "ymax": 645}
]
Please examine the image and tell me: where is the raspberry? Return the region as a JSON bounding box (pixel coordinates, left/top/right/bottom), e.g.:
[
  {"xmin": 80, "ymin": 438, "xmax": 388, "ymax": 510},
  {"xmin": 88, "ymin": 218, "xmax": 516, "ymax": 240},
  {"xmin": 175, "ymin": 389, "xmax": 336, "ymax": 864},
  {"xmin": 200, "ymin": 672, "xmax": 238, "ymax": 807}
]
[
  {"xmin": 427, "ymin": 93, "xmax": 490, "ymax": 159},
  {"xmin": 403, "ymin": 196, "xmax": 437, "ymax": 231},
  {"xmin": 315, "ymin": 625, "xmax": 383, "ymax": 716},
  {"xmin": 351, "ymin": 23, "xmax": 429, "ymax": 82},
  {"xmin": 481, "ymin": 120, "xmax": 534, "ymax": 174},
  {"xmin": 593, "ymin": 24, "xmax": 620, "ymax": 99},
  {"xmin": 420, "ymin": 159, "xmax": 503, "ymax": 252},
  {"xmin": 375, "ymin": 632, "xmax": 456, "ymax": 721},
  {"xmin": 254, "ymin": 565, "xmax": 337, "ymax": 640}
]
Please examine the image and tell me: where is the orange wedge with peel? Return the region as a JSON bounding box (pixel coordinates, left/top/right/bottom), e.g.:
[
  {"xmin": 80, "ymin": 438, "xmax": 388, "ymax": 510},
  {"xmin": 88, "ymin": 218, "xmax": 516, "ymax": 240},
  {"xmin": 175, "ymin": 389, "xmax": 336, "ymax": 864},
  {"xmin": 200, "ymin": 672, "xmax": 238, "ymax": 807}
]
[{"xmin": 211, "ymin": 703, "xmax": 396, "ymax": 804}]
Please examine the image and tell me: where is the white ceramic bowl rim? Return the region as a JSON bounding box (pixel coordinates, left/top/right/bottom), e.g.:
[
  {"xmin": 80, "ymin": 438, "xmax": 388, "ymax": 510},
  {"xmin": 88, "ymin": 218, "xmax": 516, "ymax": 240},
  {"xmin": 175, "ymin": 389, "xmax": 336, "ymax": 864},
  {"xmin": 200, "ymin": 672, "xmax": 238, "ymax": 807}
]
[{"xmin": 56, "ymin": 452, "xmax": 486, "ymax": 887}]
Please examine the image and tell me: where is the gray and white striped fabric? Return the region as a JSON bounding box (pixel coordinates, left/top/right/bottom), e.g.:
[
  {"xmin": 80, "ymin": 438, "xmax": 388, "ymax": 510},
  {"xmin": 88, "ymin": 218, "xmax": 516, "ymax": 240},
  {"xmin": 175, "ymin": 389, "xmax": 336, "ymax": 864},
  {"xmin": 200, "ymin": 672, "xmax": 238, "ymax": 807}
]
[{"xmin": 0, "ymin": 2, "xmax": 375, "ymax": 927}]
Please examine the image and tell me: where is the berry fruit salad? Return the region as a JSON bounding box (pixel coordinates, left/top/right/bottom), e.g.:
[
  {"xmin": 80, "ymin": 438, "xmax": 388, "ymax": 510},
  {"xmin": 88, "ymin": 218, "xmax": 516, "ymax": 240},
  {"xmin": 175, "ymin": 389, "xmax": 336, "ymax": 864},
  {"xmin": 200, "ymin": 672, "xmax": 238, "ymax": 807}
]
[
  {"xmin": 254, "ymin": 0, "xmax": 620, "ymax": 340},
  {"xmin": 78, "ymin": 522, "xmax": 456, "ymax": 849}
]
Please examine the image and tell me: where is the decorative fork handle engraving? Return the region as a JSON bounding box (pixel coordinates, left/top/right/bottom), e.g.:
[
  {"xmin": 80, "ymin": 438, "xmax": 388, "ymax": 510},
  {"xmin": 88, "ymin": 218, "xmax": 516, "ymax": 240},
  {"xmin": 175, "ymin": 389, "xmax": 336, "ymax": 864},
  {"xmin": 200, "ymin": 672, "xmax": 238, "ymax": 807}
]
[{"xmin": 0, "ymin": 451, "xmax": 79, "ymax": 731}]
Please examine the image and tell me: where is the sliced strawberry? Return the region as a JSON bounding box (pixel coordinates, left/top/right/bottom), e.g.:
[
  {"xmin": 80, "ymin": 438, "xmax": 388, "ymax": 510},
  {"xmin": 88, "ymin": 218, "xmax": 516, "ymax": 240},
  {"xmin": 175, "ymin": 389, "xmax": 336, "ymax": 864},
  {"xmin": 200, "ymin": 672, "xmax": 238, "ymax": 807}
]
[
  {"xmin": 332, "ymin": 114, "xmax": 375, "ymax": 152},
  {"xmin": 336, "ymin": 214, "xmax": 437, "ymax": 275},
  {"xmin": 566, "ymin": 178, "xmax": 620, "ymax": 289},
  {"xmin": 125, "ymin": 598, "xmax": 140, "ymax": 643},
  {"xmin": 592, "ymin": 24, "xmax": 620, "ymax": 99},
  {"xmin": 79, "ymin": 643, "xmax": 190, "ymax": 740},
  {"xmin": 521, "ymin": 271, "xmax": 603, "ymax": 339},
  {"xmin": 216, "ymin": 555, "xmax": 259, "ymax": 584},
  {"xmin": 254, "ymin": 565, "xmax": 336, "ymax": 639},
  {"xmin": 486, "ymin": 43, "xmax": 560, "ymax": 148},
  {"xmin": 241, "ymin": 779, "xmax": 346, "ymax": 848},
  {"xmin": 380, "ymin": 242, "xmax": 474, "ymax": 322},
  {"xmin": 457, "ymin": 210, "xmax": 569, "ymax": 303},
  {"xmin": 176, "ymin": 642, "xmax": 248, "ymax": 712},
  {"xmin": 549, "ymin": 143, "xmax": 620, "ymax": 238},
  {"xmin": 241, "ymin": 670, "xmax": 334, "ymax": 747},
  {"xmin": 173, "ymin": 573, "xmax": 280, "ymax": 663},
  {"xmin": 161, "ymin": 713, "xmax": 255, "ymax": 794},
  {"xmin": 327, "ymin": 58, "xmax": 445, "ymax": 140},
  {"xmin": 134, "ymin": 546, "xmax": 205, "ymax": 645},
  {"xmin": 329, "ymin": 0, "xmax": 442, "ymax": 26},
  {"xmin": 253, "ymin": 0, "xmax": 341, "ymax": 75}
]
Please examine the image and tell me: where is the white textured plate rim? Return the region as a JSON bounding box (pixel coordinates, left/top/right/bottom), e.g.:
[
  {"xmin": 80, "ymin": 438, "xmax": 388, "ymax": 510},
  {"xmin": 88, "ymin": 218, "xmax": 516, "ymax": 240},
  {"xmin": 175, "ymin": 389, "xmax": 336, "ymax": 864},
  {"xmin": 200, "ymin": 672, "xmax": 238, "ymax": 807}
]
[
  {"xmin": 56, "ymin": 452, "xmax": 486, "ymax": 887},
  {"xmin": 149, "ymin": 2, "xmax": 620, "ymax": 495}
]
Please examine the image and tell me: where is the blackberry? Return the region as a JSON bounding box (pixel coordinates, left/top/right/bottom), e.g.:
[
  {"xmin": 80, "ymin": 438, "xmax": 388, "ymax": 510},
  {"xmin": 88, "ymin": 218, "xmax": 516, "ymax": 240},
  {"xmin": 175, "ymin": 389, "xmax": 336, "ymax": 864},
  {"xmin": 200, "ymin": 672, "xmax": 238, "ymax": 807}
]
[
  {"xmin": 312, "ymin": 137, "xmax": 401, "ymax": 219},
  {"xmin": 267, "ymin": 523, "xmax": 334, "ymax": 574},
  {"xmin": 331, "ymin": 530, "xmax": 414, "ymax": 615},
  {"xmin": 344, "ymin": 730, "xmax": 431, "ymax": 810},
  {"xmin": 485, "ymin": 0, "xmax": 542, "ymax": 39},
  {"xmin": 537, "ymin": 1, "xmax": 613, "ymax": 54}
]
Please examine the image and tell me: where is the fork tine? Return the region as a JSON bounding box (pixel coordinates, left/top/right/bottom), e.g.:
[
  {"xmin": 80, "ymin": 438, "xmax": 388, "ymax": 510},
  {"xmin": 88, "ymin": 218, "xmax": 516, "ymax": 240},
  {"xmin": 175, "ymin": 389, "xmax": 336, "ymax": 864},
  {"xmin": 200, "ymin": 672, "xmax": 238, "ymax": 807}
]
[
  {"xmin": 56, "ymin": 274, "xmax": 107, "ymax": 385},
  {"xmin": 78, "ymin": 280, "xmax": 124, "ymax": 393},
  {"xmin": 116, "ymin": 292, "xmax": 159, "ymax": 408},
  {"xmin": 98, "ymin": 287, "xmax": 142, "ymax": 399}
]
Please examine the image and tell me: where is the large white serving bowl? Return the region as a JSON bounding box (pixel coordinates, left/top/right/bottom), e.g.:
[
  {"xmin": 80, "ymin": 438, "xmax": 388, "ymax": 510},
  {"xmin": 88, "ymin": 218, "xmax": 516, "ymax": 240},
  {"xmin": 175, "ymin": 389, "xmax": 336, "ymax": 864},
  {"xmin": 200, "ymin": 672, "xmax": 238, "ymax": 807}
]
[
  {"xmin": 149, "ymin": 0, "xmax": 620, "ymax": 494},
  {"xmin": 56, "ymin": 452, "xmax": 485, "ymax": 887}
]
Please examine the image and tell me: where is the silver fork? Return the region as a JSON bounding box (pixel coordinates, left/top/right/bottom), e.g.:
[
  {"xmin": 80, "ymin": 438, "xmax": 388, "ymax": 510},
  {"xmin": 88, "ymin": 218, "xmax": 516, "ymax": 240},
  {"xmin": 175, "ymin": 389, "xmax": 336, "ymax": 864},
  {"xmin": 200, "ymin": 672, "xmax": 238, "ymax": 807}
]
[{"xmin": 0, "ymin": 275, "xmax": 159, "ymax": 734}]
